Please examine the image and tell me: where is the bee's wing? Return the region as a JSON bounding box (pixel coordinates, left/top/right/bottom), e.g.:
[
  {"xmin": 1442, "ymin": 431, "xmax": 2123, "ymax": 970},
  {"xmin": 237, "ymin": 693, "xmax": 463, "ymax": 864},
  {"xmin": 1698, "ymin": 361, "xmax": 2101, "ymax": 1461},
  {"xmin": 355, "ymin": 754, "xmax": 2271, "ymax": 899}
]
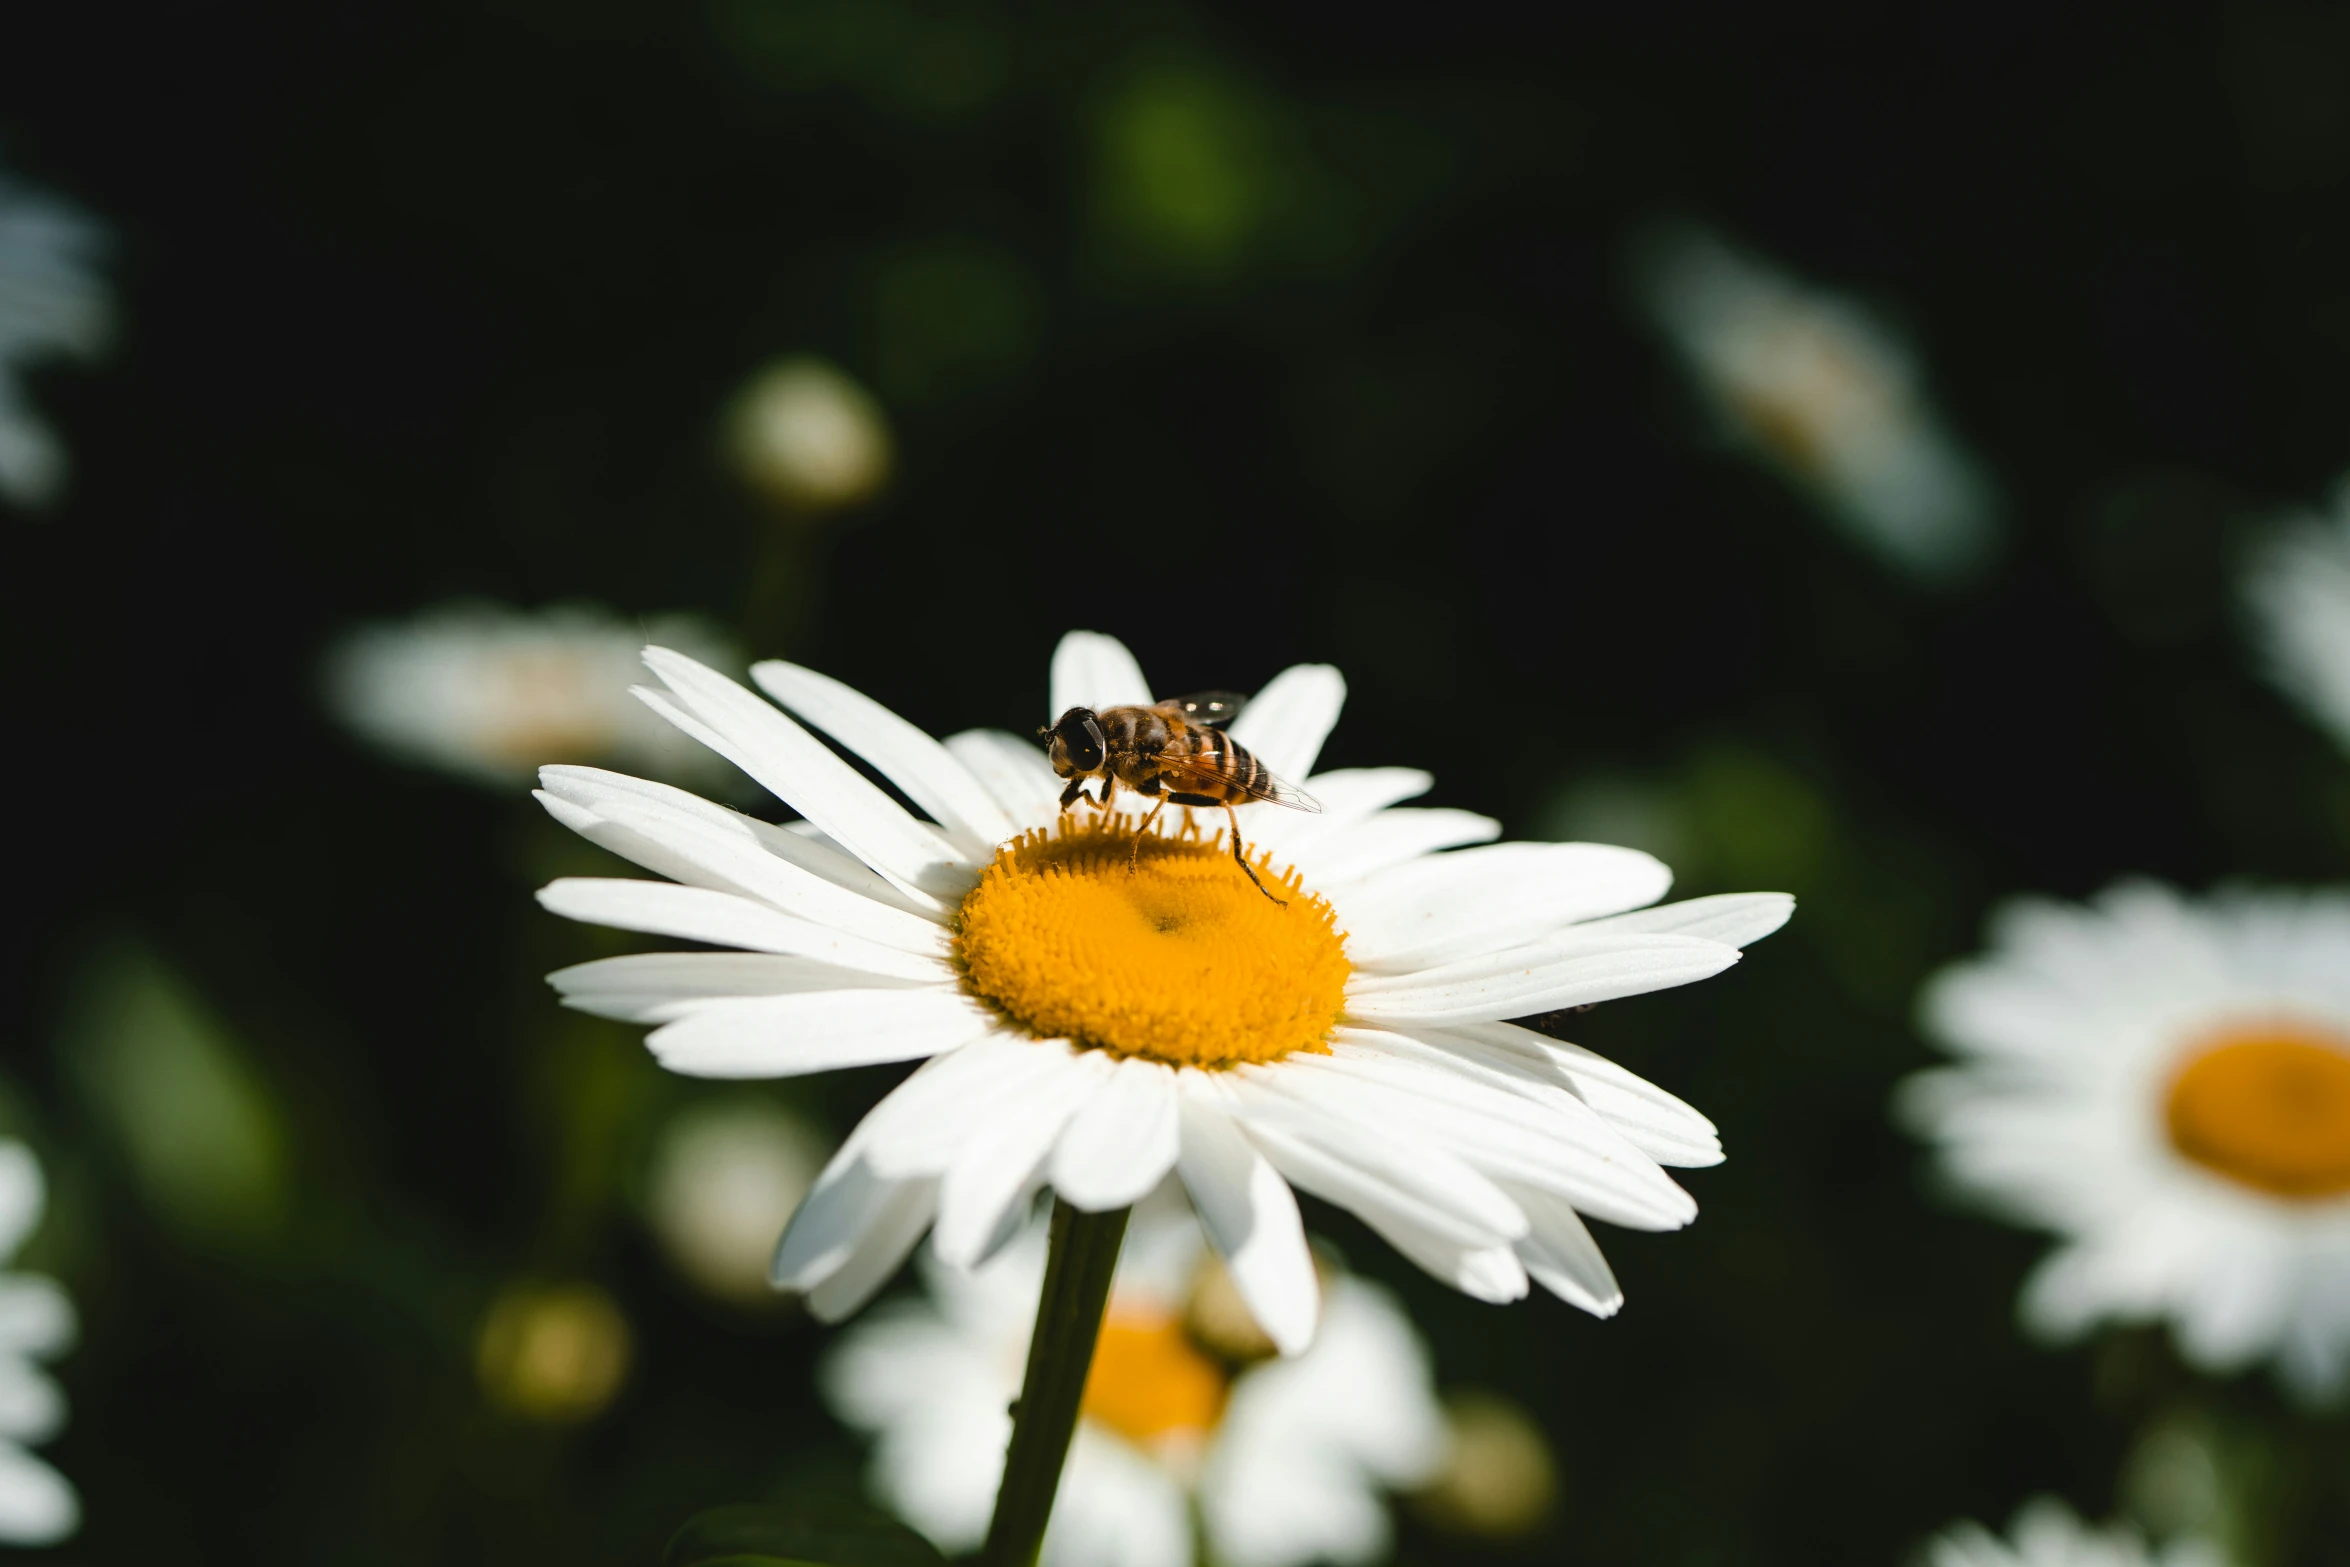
[
  {"xmin": 1153, "ymin": 750, "xmax": 1323, "ymax": 813},
  {"xmin": 1155, "ymin": 691, "xmax": 1249, "ymax": 729}
]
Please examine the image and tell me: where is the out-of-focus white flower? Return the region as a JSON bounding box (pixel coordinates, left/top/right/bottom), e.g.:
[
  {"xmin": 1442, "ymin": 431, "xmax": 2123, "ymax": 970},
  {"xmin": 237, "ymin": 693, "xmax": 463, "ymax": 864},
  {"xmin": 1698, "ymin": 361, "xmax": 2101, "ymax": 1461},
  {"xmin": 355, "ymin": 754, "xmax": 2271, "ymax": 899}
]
[
  {"xmin": 724, "ymin": 357, "xmax": 893, "ymax": 514},
  {"xmin": 1410, "ymin": 1390, "xmax": 1557, "ymax": 1539},
  {"xmin": 1637, "ymin": 224, "xmax": 1997, "ymax": 583},
  {"xmin": 823, "ymin": 1199, "xmax": 1445, "ymax": 1567},
  {"xmin": 0, "ymin": 168, "xmax": 111, "ymax": 509},
  {"xmin": 645, "ymin": 1096, "xmax": 832, "ymax": 1305},
  {"xmin": 325, "ymin": 602, "xmax": 740, "ymax": 788},
  {"xmin": 1924, "ymin": 1497, "xmax": 2220, "ymax": 1567},
  {"xmin": 0, "ymin": 1144, "xmax": 79, "ymax": 1546},
  {"xmin": 2243, "ymin": 473, "xmax": 2350, "ymax": 755},
  {"xmin": 1903, "ymin": 882, "xmax": 2350, "ymax": 1402},
  {"xmin": 474, "ymin": 1280, "xmax": 633, "ymax": 1423}
]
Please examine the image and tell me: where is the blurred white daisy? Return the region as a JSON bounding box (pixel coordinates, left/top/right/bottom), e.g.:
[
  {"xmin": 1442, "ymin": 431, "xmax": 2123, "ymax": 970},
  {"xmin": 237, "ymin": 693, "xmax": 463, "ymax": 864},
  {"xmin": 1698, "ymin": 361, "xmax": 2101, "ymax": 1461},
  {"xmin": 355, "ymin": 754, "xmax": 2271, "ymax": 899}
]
[
  {"xmin": 0, "ymin": 1143, "xmax": 78, "ymax": 1545},
  {"xmin": 1637, "ymin": 224, "xmax": 1997, "ymax": 583},
  {"xmin": 325, "ymin": 602, "xmax": 740, "ymax": 788},
  {"xmin": 822, "ymin": 1199, "xmax": 1443, "ymax": 1567},
  {"xmin": 2243, "ymin": 472, "xmax": 2350, "ymax": 755},
  {"xmin": 724, "ymin": 357, "xmax": 893, "ymax": 514},
  {"xmin": 0, "ymin": 168, "xmax": 111, "ymax": 509},
  {"xmin": 1924, "ymin": 1497, "xmax": 2220, "ymax": 1567},
  {"xmin": 644, "ymin": 1096, "xmax": 832, "ymax": 1305},
  {"xmin": 538, "ymin": 630, "xmax": 1790, "ymax": 1348},
  {"xmin": 1904, "ymin": 882, "xmax": 2350, "ymax": 1401}
]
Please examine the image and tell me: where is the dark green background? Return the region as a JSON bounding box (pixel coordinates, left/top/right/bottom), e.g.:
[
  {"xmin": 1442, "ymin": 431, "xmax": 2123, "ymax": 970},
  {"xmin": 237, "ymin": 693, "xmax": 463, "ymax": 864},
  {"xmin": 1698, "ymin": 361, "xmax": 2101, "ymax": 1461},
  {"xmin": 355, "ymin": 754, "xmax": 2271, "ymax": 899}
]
[{"xmin": 6, "ymin": 3, "xmax": 2349, "ymax": 1562}]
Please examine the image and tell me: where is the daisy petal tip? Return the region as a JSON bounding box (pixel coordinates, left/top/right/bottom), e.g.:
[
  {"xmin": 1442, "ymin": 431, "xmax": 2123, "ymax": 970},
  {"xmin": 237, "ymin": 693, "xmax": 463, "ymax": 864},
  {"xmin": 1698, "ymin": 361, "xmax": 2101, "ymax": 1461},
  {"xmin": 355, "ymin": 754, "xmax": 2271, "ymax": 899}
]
[
  {"xmin": 1264, "ymin": 1301, "xmax": 1319, "ymax": 1358},
  {"xmin": 1045, "ymin": 1173, "xmax": 1156, "ymax": 1215},
  {"xmin": 1746, "ymin": 891, "xmax": 1797, "ymax": 942}
]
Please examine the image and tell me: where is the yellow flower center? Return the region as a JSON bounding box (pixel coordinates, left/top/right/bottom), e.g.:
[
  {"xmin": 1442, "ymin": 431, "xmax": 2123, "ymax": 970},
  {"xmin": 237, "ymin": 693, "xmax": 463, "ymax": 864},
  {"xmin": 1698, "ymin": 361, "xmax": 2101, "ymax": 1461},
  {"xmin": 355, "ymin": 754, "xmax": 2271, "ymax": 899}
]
[
  {"xmin": 1081, "ymin": 1308, "xmax": 1228, "ymax": 1449},
  {"xmin": 955, "ymin": 817, "xmax": 1349, "ymax": 1068},
  {"xmin": 2163, "ymin": 1023, "xmax": 2350, "ymax": 1200}
]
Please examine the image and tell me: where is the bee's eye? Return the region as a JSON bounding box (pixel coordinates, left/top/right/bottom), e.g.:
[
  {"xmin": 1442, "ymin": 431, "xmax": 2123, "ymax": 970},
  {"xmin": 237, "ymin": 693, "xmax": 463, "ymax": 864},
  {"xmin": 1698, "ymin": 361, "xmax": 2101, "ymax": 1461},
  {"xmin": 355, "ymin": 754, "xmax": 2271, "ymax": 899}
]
[{"xmin": 1052, "ymin": 708, "xmax": 1105, "ymax": 771}]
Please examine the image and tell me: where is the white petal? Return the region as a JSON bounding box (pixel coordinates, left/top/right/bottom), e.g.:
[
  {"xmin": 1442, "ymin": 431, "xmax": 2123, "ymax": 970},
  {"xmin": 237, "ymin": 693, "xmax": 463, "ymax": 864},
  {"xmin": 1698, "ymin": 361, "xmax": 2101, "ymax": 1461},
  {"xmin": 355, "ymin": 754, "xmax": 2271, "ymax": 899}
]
[
  {"xmin": 536, "ymin": 879, "xmax": 949, "ymax": 982},
  {"xmin": 1502, "ymin": 1181, "xmax": 1625, "ymax": 1317},
  {"xmin": 1345, "ymin": 930, "xmax": 1740, "ymax": 1024},
  {"xmin": 1262, "ymin": 1049, "xmax": 1695, "ymax": 1231},
  {"xmin": 1228, "ymin": 1081, "xmax": 1528, "ymax": 1247},
  {"xmin": 1581, "ymin": 890, "xmax": 1794, "ymax": 948},
  {"xmin": 753, "ymin": 660, "xmax": 1018, "ymax": 855},
  {"xmin": 933, "ymin": 1047, "xmax": 1106, "ymax": 1266},
  {"xmin": 859, "ymin": 1034, "xmax": 1076, "ymax": 1179},
  {"xmin": 806, "ymin": 1178, "xmax": 940, "ymax": 1322},
  {"xmin": 1279, "ymin": 768, "xmax": 1431, "ymax": 824},
  {"xmin": 638, "ymin": 647, "xmax": 972, "ymax": 901},
  {"xmin": 0, "ymin": 1445, "xmax": 76, "ymax": 1547},
  {"xmin": 0, "ymin": 1278, "xmax": 74, "ymax": 1361},
  {"xmin": 774, "ymin": 1131, "xmax": 935, "ymax": 1294},
  {"xmin": 1302, "ymin": 808, "xmax": 1501, "ymax": 883},
  {"xmin": 1050, "ymin": 1056, "xmax": 1180, "ymax": 1213},
  {"xmin": 644, "ymin": 989, "xmax": 995, "ymax": 1078},
  {"xmin": 1228, "ymin": 663, "xmax": 1345, "ymax": 784},
  {"xmin": 536, "ymin": 778, "xmax": 954, "ymax": 955},
  {"xmin": 1049, "ymin": 631, "xmax": 1152, "ymax": 719},
  {"xmin": 540, "ymin": 764, "xmax": 951, "ymax": 920},
  {"xmin": 0, "ymin": 1148, "xmax": 41, "ymax": 1266},
  {"xmin": 1407, "ymin": 1022, "xmax": 1722, "ymax": 1167},
  {"xmin": 1174, "ymin": 1084, "xmax": 1319, "ymax": 1355},
  {"xmin": 945, "ymin": 728, "xmax": 1064, "ymax": 827},
  {"xmin": 1044, "ymin": 1432, "xmax": 1191, "ymax": 1567},
  {"xmin": 548, "ymin": 951, "xmax": 939, "ymax": 1023},
  {"xmin": 1342, "ymin": 842, "xmax": 1674, "ymax": 973},
  {"xmin": 1243, "ymin": 768, "xmax": 1432, "ymax": 863},
  {"xmin": 0, "ymin": 1363, "xmax": 63, "ymax": 1444}
]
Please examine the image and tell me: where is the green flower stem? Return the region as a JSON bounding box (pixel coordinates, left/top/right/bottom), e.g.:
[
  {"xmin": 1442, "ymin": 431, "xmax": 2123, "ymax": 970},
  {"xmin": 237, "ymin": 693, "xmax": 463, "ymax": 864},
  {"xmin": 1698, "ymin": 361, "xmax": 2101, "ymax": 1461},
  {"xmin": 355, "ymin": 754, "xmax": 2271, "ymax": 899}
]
[{"xmin": 979, "ymin": 1197, "xmax": 1132, "ymax": 1567}]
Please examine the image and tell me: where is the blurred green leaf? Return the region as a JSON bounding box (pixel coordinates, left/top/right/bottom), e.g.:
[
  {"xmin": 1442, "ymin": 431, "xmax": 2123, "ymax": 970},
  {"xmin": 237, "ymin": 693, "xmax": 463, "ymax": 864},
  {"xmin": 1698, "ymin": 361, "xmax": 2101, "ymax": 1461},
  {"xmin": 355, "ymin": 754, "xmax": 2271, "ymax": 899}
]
[
  {"xmin": 56, "ymin": 941, "xmax": 292, "ymax": 1245},
  {"xmin": 663, "ymin": 1503, "xmax": 945, "ymax": 1567}
]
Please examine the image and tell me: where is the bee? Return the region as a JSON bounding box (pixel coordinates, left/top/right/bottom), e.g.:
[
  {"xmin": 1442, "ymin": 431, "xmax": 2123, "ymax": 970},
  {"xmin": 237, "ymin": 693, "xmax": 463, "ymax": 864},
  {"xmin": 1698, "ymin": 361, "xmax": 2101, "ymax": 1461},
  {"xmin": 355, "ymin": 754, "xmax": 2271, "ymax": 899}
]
[{"xmin": 1043, "ymin": 691, "xmax": 1322, "ymax": 904}]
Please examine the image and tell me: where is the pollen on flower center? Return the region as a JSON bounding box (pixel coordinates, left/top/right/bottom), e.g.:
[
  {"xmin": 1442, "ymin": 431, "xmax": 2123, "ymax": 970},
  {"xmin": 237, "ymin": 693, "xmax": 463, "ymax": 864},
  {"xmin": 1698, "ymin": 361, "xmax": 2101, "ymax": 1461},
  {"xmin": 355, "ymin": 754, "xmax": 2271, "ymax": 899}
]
[
  {"xmin": 2164, "ymin": 1023, "xmax": 2350, "ymax": 1200},
  {"xmin": 1081, "ymin": 1308, "xmax": 1228, "ymax": 1450},
  {"xmin": 955, "ymin": 816, "xmax": 1349, "ymax": 1068}
]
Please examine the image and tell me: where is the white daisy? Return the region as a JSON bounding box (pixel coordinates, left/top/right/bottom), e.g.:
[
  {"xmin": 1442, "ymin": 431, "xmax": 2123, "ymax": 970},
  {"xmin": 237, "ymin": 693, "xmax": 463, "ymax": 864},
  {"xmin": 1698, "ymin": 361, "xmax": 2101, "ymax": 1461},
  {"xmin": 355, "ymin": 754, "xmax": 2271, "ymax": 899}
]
[
  {"xmin": 1637, "ymin": 224, "xmax": 1997, "ymax": 583},
  {"xmin": 1904, "ymin": 881, "xmax": 2350, "ymax": 1401},
  {"xmin": 822, "ymin": 1198, "xmax": 1444, "ymax": 1567},
  {"xmin": 1924, "ymin": 1497, "xmax": 2220, "ymax": 1567},
  {"xmin": 644, "ymin": 1096, "xmax": 832, "ymax": 1305},
  {"xmin": 2243, "ymin": 472, "xmax": 2350, "ymax": 755},
  {"xmin": 325, "ymin": 602, "xmax": 741, "ymax": 788},
  {"xmin": 724, "ymin": 357, "xmax": 893, "ymax": 514},
  {"xmin": 0, "ymin": 168, "xmax": 111, "ymax": 509},
  {"xmin": 538, "ymin": 630, "xmax": 1791, "ymax": 1349},
  {"xmin": 0, "ymin": 1143, "xmax": 78, "ymax": 1546}
]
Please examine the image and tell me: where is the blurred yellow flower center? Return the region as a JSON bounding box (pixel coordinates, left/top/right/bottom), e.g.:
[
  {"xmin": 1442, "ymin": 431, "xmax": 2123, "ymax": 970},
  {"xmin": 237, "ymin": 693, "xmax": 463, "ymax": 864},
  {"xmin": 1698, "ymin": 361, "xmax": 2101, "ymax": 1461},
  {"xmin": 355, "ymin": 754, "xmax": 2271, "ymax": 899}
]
[
  {"xmin": 1081, "ymin": 1308, "xmax": 1228, "ymax": 1448},
  {"xmin": 955, "ymin": 818, "xmax": 1348, "ymax": 1068},
  {"xmin": 2164, "ymin": 1025, "xmax": 2350, "ymax": 1200}
]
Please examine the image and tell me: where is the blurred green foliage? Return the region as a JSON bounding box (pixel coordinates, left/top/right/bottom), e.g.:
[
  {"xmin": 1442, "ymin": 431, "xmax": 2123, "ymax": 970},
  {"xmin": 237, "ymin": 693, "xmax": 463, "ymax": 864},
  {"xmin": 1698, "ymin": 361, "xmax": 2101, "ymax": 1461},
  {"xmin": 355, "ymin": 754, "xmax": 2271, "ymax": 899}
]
[{"xmin": 58, "ymin": 944, "xmax": 293, "ymax": 1246}]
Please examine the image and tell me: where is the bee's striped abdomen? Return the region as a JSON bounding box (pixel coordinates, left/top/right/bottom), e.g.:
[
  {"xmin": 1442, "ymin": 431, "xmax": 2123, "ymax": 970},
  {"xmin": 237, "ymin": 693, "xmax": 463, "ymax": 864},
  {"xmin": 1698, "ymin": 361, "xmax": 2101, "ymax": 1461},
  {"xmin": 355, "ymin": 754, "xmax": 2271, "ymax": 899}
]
[{"xmin": 1168, "ymin": 724, "xmax": 1262, "ymax": 803}]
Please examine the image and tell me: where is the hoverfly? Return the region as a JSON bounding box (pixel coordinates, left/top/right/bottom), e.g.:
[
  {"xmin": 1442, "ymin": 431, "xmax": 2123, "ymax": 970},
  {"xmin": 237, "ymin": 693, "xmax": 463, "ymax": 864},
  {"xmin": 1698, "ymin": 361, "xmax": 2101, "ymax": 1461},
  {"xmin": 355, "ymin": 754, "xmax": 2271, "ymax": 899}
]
[{"xmin": 1042, "ymin": 691, "xmax": 1321, "ymax": 904}]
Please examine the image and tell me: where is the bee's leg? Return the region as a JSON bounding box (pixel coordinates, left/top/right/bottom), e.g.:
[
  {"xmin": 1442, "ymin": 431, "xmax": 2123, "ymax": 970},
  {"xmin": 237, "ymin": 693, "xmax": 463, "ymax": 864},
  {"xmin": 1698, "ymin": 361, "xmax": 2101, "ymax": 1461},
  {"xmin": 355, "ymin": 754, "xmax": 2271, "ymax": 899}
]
[
  {"xmin": 1092, "ymin": 777, "xmax": 1118, "ymax": 815},
  {"xmin": 1059, "ymin": 777, "xmax": 1089, "ymax": 813},
  {"xmin": 1223, "ymin": 801, "xmax": 1284, "ymax": 906},
  {"xmin": 1129, "ymin": 793, "xmax": 1167, "ymax": 872}
]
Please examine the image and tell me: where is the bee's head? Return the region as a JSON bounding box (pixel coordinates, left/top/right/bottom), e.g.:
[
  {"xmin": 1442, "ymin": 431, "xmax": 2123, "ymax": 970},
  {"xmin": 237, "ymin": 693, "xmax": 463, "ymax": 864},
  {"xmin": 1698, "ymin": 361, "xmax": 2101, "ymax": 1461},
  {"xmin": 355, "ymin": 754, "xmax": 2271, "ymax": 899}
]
[{"xmin": 1044, "ymin": 707, "xmax": 1107, "ymax": 777}]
